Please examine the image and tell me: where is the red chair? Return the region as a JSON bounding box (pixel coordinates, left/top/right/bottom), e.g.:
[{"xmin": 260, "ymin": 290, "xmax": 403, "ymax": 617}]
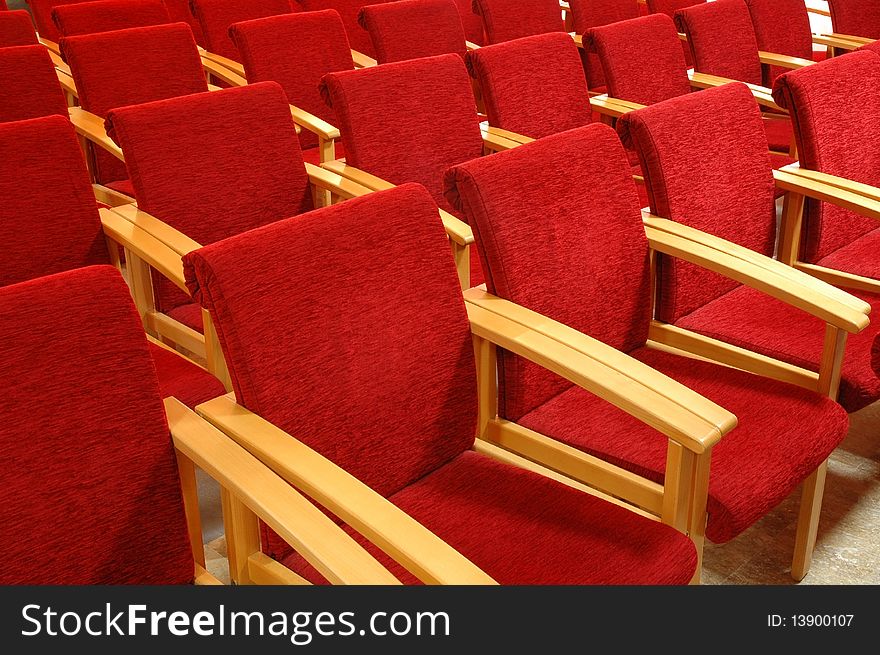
[
  {"xmin": 472, "ymin": 0, "xmax": 565, "ymax": 45},
  {"xmin": 859, "ymin": 39, "xmax": 880, "ymax": 55},
  {"xmin": 828, "ymin": 0, "xmax": 880, "ymax": 41},
  {"xmin": 445, "ymin": 116, "xmax": 860, "ymax": 581},
  {"xmin": 229, "ymin": 10, "xmax": 352, "ymax": 164},
  {"xmin": 26, "ymin": 0, "xmax": 83, "ymax": 42},
  {"xmin": 61, "ymin": 23, "xmax": 208, "ymax": 199},
  {"xmin": 645, "ymin": 0, "xmax": 702, "ymax": 65},
  {"xmin": 567, "ymin": 0, "xmax": 639, "ymax": 93},
  {"xmin": 0, "ymin": 44, "xmax": 69, "ymax": 122},
  {"xmin": 163, "ymin": 0, "xmax": 206, "ymax": 44},
  {"xmin": 0, "ymin": 9, "xmax": 38, "ymax": 46},
  {"xmin": 51, "ymin": 0, "xmax": 171, "ymax": 37},
  {"xmin": 0, "ymin": 0, "xmax": 6, "ymax": 9},
  {"xmin": 185, "ymin": 182, "xmax": 706, "ymax": 585},
  {"xmin": 191, "ymin": 0, "xmax": 292, "ymax": 62},
  {"xmin": 745, "ymin": 0, "xmax": 828, "ymax": 84},
  {"xmin": 0, "ymin": 114, "xmax": 226, "ymax": 408},
  {"xmin": 298, "ymin": 0, "xmax": 389, "ymax": 57}
]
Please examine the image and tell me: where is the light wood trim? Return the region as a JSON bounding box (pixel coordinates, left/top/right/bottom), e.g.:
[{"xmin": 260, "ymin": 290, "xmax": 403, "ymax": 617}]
[
  {"xmin": 146, "ymin": 311, "xmax": 206, "ymax": 358},
  {"xmin": 46, "ymin": 48, "xmax": 71, "ymax": 75},
  {"xmin": 200, "ymin": 55, "xmax": 247, "ymax": 87},
  {"xmin": 350, "ymin": 49, "xmax": 377, "ymax": 68},
  {"xmin": 823, "ymin": 32, "xmax": 873, "ymax": 45},
  {"xmin": 125, "ymin": 249, "xmax": 156, "ymax": 330},
  {"xmin": 248, "ymin": 552, "xmax": 310, "ymax": 585},
  {"xmin": 780, "ymin": 165, "xmax": 880, "ymax": 203},
  {"xmin": 92, "ymin": 183, "xmax": 134, "ymax": 207},
  {"xmin": 758, "ymin": 50, "xmax": 815, "ymax": 69},
  {"xmin": 290, "ymin": 104, "xmax": 340, "ymax": 141},
  {"xmin": 779, "ymin": 187, "xmax": 806, "ymax": 265},
  {"xmin": 110, "ymin": 203, "xmax": 202, "ymax": 256},
  {"xmin": 194, "ymin": 564, "xmax": 222, "ymax": 585},
  {"xmin": 685, "ymin": 449, "xmax": 711, "ymax": 584},
  {"xmin": 38, "ymin": 36, "xmax": 60, "ymax": 54},
  {"xmin": 481, "ymin": 125, "xmax": 524, "ymax": 152},
  {"xmin": 196, "ymin": 395, "xmax": 497, "ymax": 585},
  {"xmin": 480, "ymin": 123, "xmax": 534, "ymax": 145},
  {"xmin": 166, "ymin": 397, "xmax": 400, "ymax": 585},
  {"xmin": 687, "ymin": 71, "xmax": 784, "ymax": 111},
  {"xmin": 304, "ymin": 162, "xmax": 374, "ymax": 201},
  {"xmin": 473, "ymin": 334, "xmax": 497, "ymax": 439},
  {"xmin": 661, "ymin": 442, "xmax": 693, "ymax": 533},
  {"xmin": 220, "ymin": 487, "xmax": 260, "ymax": 585},
  {"xmin": 570, "ymin": 32, "xmax": 583, "ymax": 49},
  {"xmin": 791, "ymin": 459, "xmax": 828, "ymax": 581},
  {"xmin": 589, "ymin": 94, "xmax": 645, "ymax": 119},
  {"xmin": 175, "ymin": 451, "xmax": 206, "ymax": 569},
  {"xmin": 203, "ymin": 312, "xmax": 232, "ymax": 392},
  {"xmin": 811, "ymin": 33, "xmax": 865, "ymax": 50},
  {"xmin": 55, "ymin": 68, "xmax": 77, "ymax": 97},
  {"xmin": 775, "ymin": 167, "xmax": 880, "ymax": 220},
  {"xmin": 817, "ymin": 324, "xmax": 847, "ymax": 398},
  {"xmin": 465, "ymin": 40, "xmax": 481, "ymax": 52},
  {"xmin": 200, "ymin": 49, "xmax": 244, "ymax": 75},
  {"xmin": 68, "ymin": 107, "xmax": 124, "ymax": 161},
  {"xmin": 794, "ymin": 262, "xmax": 880, "ymax": 295}
]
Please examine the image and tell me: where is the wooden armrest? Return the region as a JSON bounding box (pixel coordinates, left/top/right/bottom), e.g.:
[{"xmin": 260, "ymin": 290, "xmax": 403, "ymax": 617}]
[
  {"xmin": 68, "ymin": 107, "xmax": 123, "ymax": 161},
  {"xmin": 777, "ymin": 165, "xmax": 880, "ymax": 205},
  {"xmin": 304, "ymin": 162, "xmax": 374, "ymax": 200},
  {"xmin": 643, "ymin": 214, "xmax": 870, "ymax": 332},
  {"xmin": 589, "ymin": 94, "xmax": 645, "ymax": 119},
  {"xmin": 481, "ymin": 124, "xmax": 524, "ymax": 151},
  {"xmin": 166, "ymin": 398, "xmax": 399, "ymax": 584},
  {"xmin": 321, "ymin": 160, "xmax": 474, "ymax": 246},
  {"xmin": 465, "ymin": 40, "xmax": 481, "ymax": 51},
  {"xmin": 199, "ymin": 48, "xmax": 245, "ymax": 75},
  {"xmin": 196, "ymin": 395, "xmax": 497, "ymax": 585},
  {"xmin": 200, "ymin": 55, "xmax": 247, "ymax": 87},
  {"xmin": 351, "ymin": 49, "xmax": 377, "ymax": 68},
  {"xmin": 38, "ymin": 36, "xmax": 60, "ymax": 54},
  {"xmin": 100, "ymin": 208, "xmax": 189, "ymax": 293},
  {"xmin": 109, "ymin": 203, "xmax": 202, "ymax": 256},
  {"xmin": 47, "ymin": 49, "xmax": 72, "ymax": 76},
  {"xmin": 825, "ymin": 32, "xmax": 873, "ymax": 45},
  {"xmin": 758, "ymin": 51, "xmax": 815, "ymax": 70},
  {"xmin": 688, "ymin": 71, "xmax": 784, "ymax": 111},
  {"xmin": 811, "ymin": 33, "xmax": 865, "ymax": 51},
  {"xmin": 570, "ymin": 33, "xmax": 583, "ymax": 49},
  {"xmin": 56, "ymin": 68, "xmax": 77, "ymax": 97},
  {"xmin": 464, "ymin": 289, "xmax": 734, "ymax": 453},
  {"xmin": 290, "ymin": 105, "xmax": 340, "ymax": 141}
]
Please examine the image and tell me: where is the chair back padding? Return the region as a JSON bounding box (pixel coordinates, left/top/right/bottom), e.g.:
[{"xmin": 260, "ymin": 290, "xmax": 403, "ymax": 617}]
[
  {"xmin": 61, "ymin": 23, "xmax": 207, "ymax": 187},
  {"xmin": 828, "ymin": 0, "xmax": 880, "ymax": 40},
  {"xmin": 675, "ymin": 0, "xmax": 762, "ymax": 86},
  {"xmin": 587, "ymin": 14, "xmax": 690, "ymax": 105},
  {"xmin": 445, "ymin": 124, "xmax": 650, "ymax": 420},
  {"xmin": 472, "ymin": 0, "xmax": 565, "ymax": 44},
  {"xmin": 28, "ymin": 0, "xmax": 81, "ymax": 41},
  {"xmin": 0, "ymin": 10, "xmax": 39, "ymax": 46},
  {"xmin": 645, "ymin": 0, "xmax": 703, "ymax": 16},
  {"xmin": 52, "ymin": 0, "xmax": 170, "ymax": 37},
  {"xmin": 320, "ymin": 53, "xmax": 482, "ymax": 212},
  {"xmin": 772, "ymin": 51, "xmax": 880, "ymax": 263},
  {"xmin": 617, "ymin": 83, "xmax": 776, "ymax": 324},
  {"xmin": 358, "ymin": 0, "xmax": 467, "ymax": 63},
  {"xmin": 190, "ymin": 0, "xmax": 292, "ymax": 60},
  {"xmin": 0, "ymin": 265, "xmax": 194, "ymax": 584},
  {"xmin": 184, "ymin": 183, "xmax": 476, "ymax": 498},
  {"xmin": 297, "ymin": 0, "xmax": 388, "ymax": 56},
  {"xmin": 0, "ymin": 115, "xmax": 109, "ymax": 288},
  {"xmin": 567, "ymin": 0, "xmax": 640, "ymax": 90},
  {"xmin": 744, "ymin": 0, "xmax": 813, "ymax": 85},
  {"xmin": 0, "ymin": 45, "xmax": 69, "ymax": 123},
  {"xmin": 231, "ymin": 10, "xmax": 352, "ymax": 151},
  {"xmin": 105, "ymin": 82, "xmax": 313, "ymax": 315},
  {"xmin": 466, "ymin": 32, "xmax": 591, "ymax": 139},
  {"xmin": 163, "ymin": 0, "xmax": 206, "ymax": 44}
]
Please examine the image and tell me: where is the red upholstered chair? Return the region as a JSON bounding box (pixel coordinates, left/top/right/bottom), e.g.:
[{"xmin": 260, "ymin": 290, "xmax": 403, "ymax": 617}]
[
  {"xmin": 645, "ymin": 0, "xmax": 702, "ymax": 65},
  {"xmin": 0, "ymin": 44, "xmax": 69, "ymax": 123},
  {"xmin": 0, "ymin": 9, "xmax": 38, "ymax": 46},
  {"xmin": 163, "ymin": 0, "xmax": 205, "ymax": 43},
  {"xmin": 229, "ymin": 10, "xmax": 353, "ymax": 164},
  {"xmin": 102, "ymin": 81, "xmax": 371, "ymax": 370},
  {"xmin": 859, "ymin": 39, "xmax": 880, "ymax": 55},
  {"xmin": 186, "ymin": 182, "xmax": 711, "ymax": 585},
  {"xmin": 567, "ymin": 0, "xmax": 639, "ymax": 93},
  {"xmin": 51, "ymin": 0, "xmax": 171, "ymax": 37},
  {"xmin": 472, "ymin": 0, "xmax": 565, "ymax": 44},
  {"xmin": 26, "ymin": 0, "xmax": 83, "ymax": 42},
  {"xmin": 617, "ymin": 82, "xmax": 880, "ymax": 418},
  {"xmin": 0, "ymin": 264, "xmax": 388, "ymax": 585},
  {"xmin": 0, "ymin": 0, "xmax": 7, "ymax": 9},
  {"xmin": 320, "ymin": 53, "xmax": 521, "ymax": 288},
  {"xmin": 445, "ymin": 116, "xmax": 861, "ymax": 581},
  {"xmin": 297, "ymin": 0, "xmax": 387, "ymax": 58},
  {"xmin": 191, "ymin": 0, "xmax": 292, "ymax": 62},
  {"xmin": 828, "ymin": 0, "xmax": 880, "ymax": 41},
  {"xmin": 0, "ymin": 114, "xmax": 227, "ymax": 407},
  {"xmin": 61, "ymin": 23, "xmax": 208, "ymax": 200}
]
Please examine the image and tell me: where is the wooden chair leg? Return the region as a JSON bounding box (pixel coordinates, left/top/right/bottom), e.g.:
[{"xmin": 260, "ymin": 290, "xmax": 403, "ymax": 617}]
[
  {"xmin": 791, "ymin": 459, "xmax": 828, "ymax": 581},
  {"xmin": 220, "ymin": 487, "xmax": 261, "ymax": 586}
]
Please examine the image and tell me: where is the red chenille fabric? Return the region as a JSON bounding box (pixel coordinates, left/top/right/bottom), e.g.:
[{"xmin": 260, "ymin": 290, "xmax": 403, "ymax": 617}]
[
  {"xmin": 230, "ymin": 10, "xmax": 352, "ymax": 151},
  {"xmin": 52, "ymin": 0, "xmax": 170, "ymax": 36},
  {"xmin": 297, "ymin": 0, "xmax": 387, "ymax": 56},
  {"xmin": 0, "ymin": 266, "xmax": 195, "ymax": 584},
  {"xmin": 772, "ymin": 51, "xmax": 880, "ymax": 264},
  {"xmin": 859, "ymin": 40, "xmax": 880, "ymax": 55},
  {"xmin": 61, "ymin": 23, "xmax": 207, "ymax": 189},
  {"xmin": 567, "ymin": 0, "xmax": 640, "ymax": 90},
  {"xmin": 466, "ymin": 32, "xmax": 591, "ymax": 139},
  {"xmin": 828, "ymin": 0, "xmax": 880, "ymax": 40},
  {"xmin": 358, "ymin": 0, "xmax": 467, "ymax": 63},
  {"xmin": 618, "ymin": 83, "xmax": 776, "ymax": 324},
  {"xmin": 872, "ymin": 333, "xmax": 880, "ymax": 381},
  {"xmin": 1, "ymin": 0, "xmax": 6, "ymax": 9},
  {"xmin": 452, "ymin": 0, "xmax": 482, "ymax": 44},
  {"xmin": 645, "ymin": 0, "xmax": 703, "ymax": 65},
  {"xmin": 27, "ymin": 0, "xmax": 81, "ymax": 40},
  {"xmin": 472, "ymin": 0, "xmax": 565, "ymax": 44},
  {"xmin": 744, "ymin": 0, "xmax": 814, "ymax": 86},
  {"xmin": 0, "ymin": 10, "xmax": 38, "ymax": 46},
  {"xmin": 191, "ymin": 0, "xmax": 293, "ymax": 60},
  {"xmin": 587, "ymin": 14, "xmax": 691, "ymax": 106},
  {"xmin": 105, "ymin": 82, "xmax": 313, "ymax": 322},
  {"xmin": 163, "ymin": 0, "xmax": 206, "ymax": 43},
  {"xmin": 0, "ymin": 45, "xmax": 68, "ymax": 123}
]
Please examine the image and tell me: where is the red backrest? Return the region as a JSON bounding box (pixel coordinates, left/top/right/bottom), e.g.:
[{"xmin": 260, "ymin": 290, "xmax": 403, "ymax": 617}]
[
  {"xmin": 646, "ymin": 0, "xmax": 703, "ymax": 16},
  {"xmin": 358, "ymin": 0, "xmax": 467, "ymax": 63},
  {"xmin": 472, "ymin": 0, "xmax": 565, "ymax": 44},
  {"xmin": 445, "ymin": 123, "xmax": 650, "ymax": 420},
  {"xmin": 297, "ymin": 0, "xmax": 387, "ymax": 56},
  {"xmin": 618, "ymin": 83, "xmax": 776, "ymax": 323},
  {"xmin": 190, "ymin": 0, "xmax": 293, "ymax": 60},
  {"xmin": 0, "ymin": 45, "xmax": 69, "ymax": 123},
  {"xmin": 587, "ymin": 14, "xmax": 691, "ymax": 105},
  {"xmin": 0, "ymin": 265, "xmax": 193, "ymax": 584},
  {"xmin": 466, "ymin": 32, "xmax": 591, "ymax": 139},
  {"xmin": 452, "ymin": 0, "xmax": 481, "ymax": 44},
  {"xmin": 567, "ymin": 0, "xmax": 640, "ymax": 90},
  {"xmin": 163, "ymin": 0, "xmax": 205, "ymax": 44},
  {"xmin": 772, "ymin": 51, "xmax": 880, "ymax": 262},
  {"xmin": 27, "ymin": 0, "xmax": 83, "ymax": 41},
  {"xmin": 675, "ymin": 0, "xmax": 762, "ymax": 86},
  {"xmin": 828, "ymin": 0, "xmax": 880, "ymax": 40},
  {"xmin": 61, "ymin": 23, "xmax": 207, "ymax": 187},
  {"xmin": 744, "ymin": 0, "xmax": 813, "ymax": 86},
  {"xmin": 859, "ymin": 40, "xmax": 880, "ymax": 55},
  {"xmin": 183, "ymin": 184, "xmax": 476, "ymax": 497},
  {"xmin": 230, "ymin": 10, "xmax": 352, "ymax": 151},
  {"xmin": 1, "ymin": 0, "xmax": 7, "ymax": 10},
  {"xmin": 105, "ymin": 82, "xmax": 313, "ymax": 313},
  {"xmin": 52, "ymin": 0, "xmax": 170, "ymax": 37},
  {"xmin": 0, "ymin": 10, "xmax": 38, "ymax": 46},
  {"xmin": 0, "ymin": 115, "xmax": 109, "ymax": 287},
  {"xmin": 320, "ymin": 53, "xmax": 483, "ymax": 212}
]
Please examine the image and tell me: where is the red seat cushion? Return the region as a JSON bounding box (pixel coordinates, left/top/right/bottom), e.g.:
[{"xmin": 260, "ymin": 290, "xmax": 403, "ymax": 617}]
[
  {"xmin": 163, "ymin": 0, "xmax": 206, "ymax": 44},
  {"xmin": 472, "ymin": 0, "xmax": 565, "ymax": 44},
  {"xmin": 828, "ymin": 0, "xmax": 880, "ymax": 40},
  {"xmin": 358, "ymin": 0, "xmax": 467, "ymax": 63},
  {"xmin": 0, "ymin": 45, "xmax": 69, "ymax": 123},
  {"xmin": 0, "ymin": 266, "xmax": 194, "ymax": 584},
  {"xmin": 466, "ymin": 32, "xmax": 592, "ymax": 139},
  {"xmin": 51, "ymin": 0, "xmax": 171, "ymax": 37},
  {"xmin": 148, "ymin": 340, "xmax": 225, "ymax": 407},
  {"xmin": 567, "ymin": 0, "xmax": 640, "ymax": 90},
  {"xmin": 191, "ymin": 0, "xmax": 293, "ymax": 60},
  {"xmin": 165, "ymin": 300, "xmax": 204, "ymax": 332},
  {"xmin": 0, "ymin": 10, "xmax": 39, "ymax": 46},
  {"xmin": 230, "ymin": 10, "xmax": 352, "ymax": 152},
  {"xmin": 744, "ymin": 0, "xmax": 814, "ymax": 86},
  {"xmin": 281, "ymin": 450, "xmax": 697, "ymax": 584},
  {"xmin": 519, "ymin": 346, "xmax": 848, "ymax": 543}
]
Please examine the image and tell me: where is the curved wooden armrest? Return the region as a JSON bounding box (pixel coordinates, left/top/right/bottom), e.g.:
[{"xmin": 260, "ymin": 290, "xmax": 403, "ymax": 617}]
[
  {"xmin": 811, "ymin": 33, "xmax": 865, "ymax": 50},
  {"xmin": 304, "ymin": 162, "xmax": 374, "ymax": 200},
  {"xmin": 589, "ymin": 94, "xmax": 645, "ymax": 119},
  {"xmin": 776, "ymin": 165, "xmax": 880, "ymax": 207},
  {"xmin": 688, "ymin": 71, "xmax": 784, "ymax": 111},
  {"xmin": 68, "ymin": 107, "xmax": 123, "ymax": 160},
  {"xmin": 195, "ymin": 395, "xmax": 497, "ymax": 585},
  {"xmin": 38, "ymin": 36, "xmax": 60, "ymax": 54},
  {"xmin": 321, "ymin": 160, "xmax": 474, "ymax": 245},
  {"xmin": 166, "ymin": 398, "xmax": 400, "ymax": 585},
  {"xmin": 47, "ymin": 49, "xmax": 72, "ymax": 76},
  {"xmin": 100, "ymin": 208, "xmax": 189, "ymax": 293},
  {"xmin": 56, "ymin": 68, "xmax": 77, "ymax": 97},
  {"xmin": 758, "ymin": 51, "xmax": 815, "ymax": 69},
  {"xmin": 290, "ymin": 105, "xmax": 340, "ymax": 141},
  {"xmin": 351, "ymin": 49, "xmax": 377, "ymax": 68},
  {"xmin": 200, "ymin": 55, "xmax": 247, "ymax": 87},
  {"xmin": 464, "ymin": 289, "xmax": 734, "ymax": 453},
  {"xmin": 465, "ymin": 40, "xmax": 481, "ymax": 51},
  {"xmin": 570, "ymin": 32, "xmax": 583, "ymax": 49},
  {"xmin": 481, "ymin": 124, "xmax": 524, "ymax": 152},
  {"xmin": 643, "ymin": 214, "xmax": 870, "ymax": 332},
  {"xmin": 199, "ymin": 48, "xmax": 245, "ymax": 75},
  {"xmin": 109, "ymin": 203, "xmax": 203, "ymax": 256}
]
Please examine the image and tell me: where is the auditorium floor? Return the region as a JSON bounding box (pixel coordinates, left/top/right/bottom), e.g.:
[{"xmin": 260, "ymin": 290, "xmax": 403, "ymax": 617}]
[{"xmin": 197, "ymin": 398, "xmax": 880, "ymax": 586}]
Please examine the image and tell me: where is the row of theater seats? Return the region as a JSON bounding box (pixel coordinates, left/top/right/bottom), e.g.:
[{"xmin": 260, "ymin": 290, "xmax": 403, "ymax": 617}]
[{"xmin": 1, "ymin": 0, "xmax": 880, "ymax": 586}]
